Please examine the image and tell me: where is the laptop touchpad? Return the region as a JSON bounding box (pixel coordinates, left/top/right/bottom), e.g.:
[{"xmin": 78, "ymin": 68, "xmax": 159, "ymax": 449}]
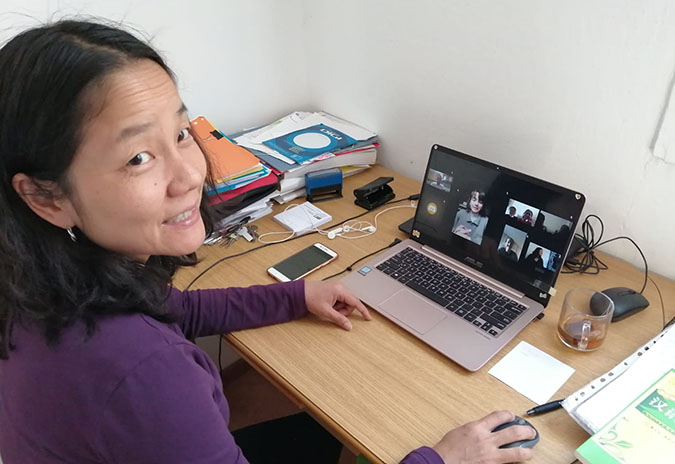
[{"xmin": 379, "ymin": 290, "xmax": 447, "ymax": 334}]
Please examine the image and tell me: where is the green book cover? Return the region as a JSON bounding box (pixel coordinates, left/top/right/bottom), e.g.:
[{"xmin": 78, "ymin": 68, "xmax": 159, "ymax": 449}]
[{"xmin": 575, "ymin": 368, "xmax": 675, "ymax": 463}]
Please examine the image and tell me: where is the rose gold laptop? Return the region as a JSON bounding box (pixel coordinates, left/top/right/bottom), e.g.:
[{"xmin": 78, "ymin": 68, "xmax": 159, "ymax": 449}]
[{"xmin": 342, "ymin": 144, "xmax": 585, "ymax": 371}]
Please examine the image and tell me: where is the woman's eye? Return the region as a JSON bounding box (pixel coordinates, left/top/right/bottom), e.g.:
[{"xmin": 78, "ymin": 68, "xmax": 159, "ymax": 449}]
[
  {"xmin": 178, "ymin": 128, "xmax": 191, "ymax": 142},
  {"xmin": 128, "ymin": 151, "xmax": 153, "ymax": 166}
]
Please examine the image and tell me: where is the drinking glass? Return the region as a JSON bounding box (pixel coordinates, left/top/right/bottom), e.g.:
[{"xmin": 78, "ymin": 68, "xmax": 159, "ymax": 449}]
[{"xmin": 557, "ymin": 288, "xmax": 614, "ymax": 351}]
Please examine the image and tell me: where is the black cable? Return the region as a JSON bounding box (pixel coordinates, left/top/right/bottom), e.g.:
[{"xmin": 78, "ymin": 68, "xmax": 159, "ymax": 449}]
[
  {"xmin": 648, "ymin": 275, "xmax": 667, "ymax": 330},
  {"xmin": 201, "ymin": 196, "xmax": 417, "ymax": 374},
  {"xmin": 593, "ymin": 236, "xmax": 648, "ymax": 294},
  {"xmin": 563, "ymin": 215, "xmax": 609, "ymax": 275},
  {"xmin": 184, "ymin": 195, "xmax": 419, "ymax": 291},
  {"xmin": 193, "ymin": 194, "xmax": 419, "ymax": 374},
  {"xmin": 185, "ymin": 241, "xmax": 277, "ymax": 291},
  {"xmin": 321, "ymin": 238, "xmax": 402, "ymax": 281},
  {"xmin": 563, "ymin": 215, "xmax": 648, "ymax": 294}
]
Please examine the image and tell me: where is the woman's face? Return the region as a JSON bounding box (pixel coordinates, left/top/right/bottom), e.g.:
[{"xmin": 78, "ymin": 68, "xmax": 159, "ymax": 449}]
[
  {"xmin": 62, "ymin": 60, "xmax": 206, "ymax": 261},
  {"xmin": 469, "ymin": 191, "xmax": 484, "ymax": 214}
]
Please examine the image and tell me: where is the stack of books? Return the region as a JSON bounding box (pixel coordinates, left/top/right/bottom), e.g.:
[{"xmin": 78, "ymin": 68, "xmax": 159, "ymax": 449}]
[
  {"xmin": 233, "ymin": 111, "xmax": 378, "ymax": 203},
  {"xmin": 191, "ymin": 117, "xmax": 279, "ymax": 232},
  {"xmin": 192, "ymin": 112, "xmax": 378, "ymax": 239}
]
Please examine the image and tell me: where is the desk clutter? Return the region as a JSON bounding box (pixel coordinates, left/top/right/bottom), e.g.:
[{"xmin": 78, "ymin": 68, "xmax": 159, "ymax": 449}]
[{"xmin": 193, "ymin": 112, "xmax": 378, "ymax": 243}]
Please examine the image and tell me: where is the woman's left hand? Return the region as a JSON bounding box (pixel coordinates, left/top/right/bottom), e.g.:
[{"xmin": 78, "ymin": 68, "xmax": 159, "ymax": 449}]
[{"xmin": 304, "ymin": 281, "xmax": 372, "ymax": 330}]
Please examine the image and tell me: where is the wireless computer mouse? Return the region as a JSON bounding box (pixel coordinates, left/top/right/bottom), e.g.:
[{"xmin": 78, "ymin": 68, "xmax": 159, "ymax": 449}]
[
  {"xmin": 491, "ymin": 416, "xmax": 539, "ymax": 449},
  {"xmin": 590, "ymin": 287, "xmax": 649, "ymax": 322}
]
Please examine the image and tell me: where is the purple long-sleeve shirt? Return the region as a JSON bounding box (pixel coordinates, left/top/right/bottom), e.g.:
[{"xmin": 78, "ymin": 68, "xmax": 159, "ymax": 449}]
[{"xmin": 0, "ymin": 281, "xmax": 442, "ymax": 464}]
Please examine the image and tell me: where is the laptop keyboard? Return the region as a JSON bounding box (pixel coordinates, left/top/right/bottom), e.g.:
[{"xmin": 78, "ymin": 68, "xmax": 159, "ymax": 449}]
[{"xmin": 376, "ymin": 247, "xmax": 528, "ymax": 338}]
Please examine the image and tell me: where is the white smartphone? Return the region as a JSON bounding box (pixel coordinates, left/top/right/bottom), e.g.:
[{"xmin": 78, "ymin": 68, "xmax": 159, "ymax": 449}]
[{"xmin": 267, "ymin": 243, "xmax": 338, "ymax": 282}]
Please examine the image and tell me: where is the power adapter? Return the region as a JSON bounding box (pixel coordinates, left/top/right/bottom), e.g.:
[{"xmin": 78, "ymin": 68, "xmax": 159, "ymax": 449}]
[{"xmin": 565, "ymin": 236, "xmax": 588, "ymax": 265}]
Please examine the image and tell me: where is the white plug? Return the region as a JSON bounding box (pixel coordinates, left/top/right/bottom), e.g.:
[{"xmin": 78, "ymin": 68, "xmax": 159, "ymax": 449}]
[{"xmin": 327, "ymin": 227, "xmax": 343, "ymax": 239}]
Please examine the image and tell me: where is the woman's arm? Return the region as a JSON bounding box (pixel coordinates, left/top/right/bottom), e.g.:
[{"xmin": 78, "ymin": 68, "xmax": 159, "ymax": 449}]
[
  {"xmin": 400, "ymin": 446, "xmax": 445, "ymax": 463},
  {"xmin": 400, "ymin": 411, "xmax": 535, "ymax": 464},
  {"xmin": 169, "ymin": 280, "xmax": 370, "ymax": 339},
  {"xmin": 168, "ymin": 281, "xmax": 308, "ymax": 339}
]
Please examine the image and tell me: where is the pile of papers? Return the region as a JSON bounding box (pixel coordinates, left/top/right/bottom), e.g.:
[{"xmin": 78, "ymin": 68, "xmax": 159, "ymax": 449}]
[
  {"xmin": 191, "ymin": 117, "xmax": 279, "ymax": 234},
  {"xmin": 192, "ymin": 112, "xmax": 378, "ymax": 241},
  {"xmin": 233, "ymin": 111, "xmax": 378, "ymax": 203}
]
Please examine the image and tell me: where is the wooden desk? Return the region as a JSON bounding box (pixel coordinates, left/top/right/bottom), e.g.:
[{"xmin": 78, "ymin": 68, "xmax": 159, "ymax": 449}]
[{"xmin": 174, "ymin": 166, "xmax": 674, "ymax": 464}]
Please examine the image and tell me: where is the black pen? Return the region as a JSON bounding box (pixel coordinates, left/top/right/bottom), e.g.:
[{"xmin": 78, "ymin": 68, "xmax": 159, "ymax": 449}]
[{"xmin": 525, "ymin": 399, "xmax": 564, "ymax": 416}]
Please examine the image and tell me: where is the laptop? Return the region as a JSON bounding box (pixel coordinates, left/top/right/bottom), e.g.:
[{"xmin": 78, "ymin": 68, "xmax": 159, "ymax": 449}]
[{"xmin": 342, "ymin": 144, "xmax": 585, "ymax": 371}]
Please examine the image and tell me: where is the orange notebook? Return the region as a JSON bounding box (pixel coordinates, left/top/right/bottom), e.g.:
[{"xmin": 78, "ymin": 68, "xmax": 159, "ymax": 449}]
[{"xmin": 190, "ymin": 116, "xmax": 260, "ymax": 181}]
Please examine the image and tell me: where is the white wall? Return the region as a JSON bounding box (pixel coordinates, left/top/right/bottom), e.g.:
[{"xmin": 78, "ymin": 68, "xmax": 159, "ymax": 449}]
[
  {"xmin": 0, "ymin": 0, "xmax": 310, "ymax": 133},
  {"xmin": 2, "ymin": 2, "xmax": 674, "ymax": 279},
  {"xmin": 303, "ymin": 0, "xmax": 675, "ymax": 280}
]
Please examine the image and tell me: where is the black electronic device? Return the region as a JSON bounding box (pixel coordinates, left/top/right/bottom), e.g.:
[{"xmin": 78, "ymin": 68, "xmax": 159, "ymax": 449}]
[
  {"xmin": 591, "ymin": 287, "xmax": 650, "ymax": 322},
  {"xmin": 564, "ymin": 236, "xmax": 587, "ymax": 265},
  {"xmin": 353, "ymin": 176, "xmax": 395, "ymax": 210},
  {"xmin": 492, "ymin": 416, "xmax": 540, "ymax": 450},
  {"xmin": 398, "ymin": 217, "xmax": 414, "ymax": 235}
]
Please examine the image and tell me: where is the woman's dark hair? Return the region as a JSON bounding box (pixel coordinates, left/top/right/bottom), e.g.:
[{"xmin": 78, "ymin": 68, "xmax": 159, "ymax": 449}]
[
  {"xmin": 0, "ymin": 20, "xmax": 216, "ymax": 358},
  {"xmin": 465, "ymin": 190, "xmax": 487, "ymax": 217}
]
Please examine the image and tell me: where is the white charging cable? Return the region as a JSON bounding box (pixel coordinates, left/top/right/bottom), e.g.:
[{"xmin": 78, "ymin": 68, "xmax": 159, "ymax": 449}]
[
  {"xmin": 325, "ymin": 202, "xmax": 415, "ymax": 240},
  {"xmin": 257, "ymin": 203, "xmax": 301, "ymax": 244},
  {"xmin": 259, "ymin": 200, "xmax": 416, "ymax": 243}
]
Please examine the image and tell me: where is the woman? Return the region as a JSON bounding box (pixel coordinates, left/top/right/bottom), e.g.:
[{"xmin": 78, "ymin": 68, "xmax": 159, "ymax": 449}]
[
  {"xmin": 524, "ymin": 247, "xmax": 546, "ymax": 275},
  {"xmin": 452, "ymin": 189, "xmax": 489, "ymax": 245},
  {"xmin": 0, "ymin": 20, "xmax": 534, "ymax": 464}
]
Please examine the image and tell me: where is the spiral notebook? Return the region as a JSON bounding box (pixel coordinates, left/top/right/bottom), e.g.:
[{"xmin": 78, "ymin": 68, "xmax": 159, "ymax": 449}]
[{"xmin": 563, "ymin": 324, "xmax": 675, "ymax": 434}]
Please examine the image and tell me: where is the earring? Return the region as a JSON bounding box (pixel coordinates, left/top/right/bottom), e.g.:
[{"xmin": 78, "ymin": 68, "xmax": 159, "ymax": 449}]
[{"xmin": 66, "ymin": 227, "xmax": 77, "ymax": 243}]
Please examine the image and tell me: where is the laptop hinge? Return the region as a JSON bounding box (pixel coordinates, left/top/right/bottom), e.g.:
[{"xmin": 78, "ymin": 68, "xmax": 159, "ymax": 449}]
[{"xmin": 421, "ymin": 245, "xmax": 525, "ymax": 301}]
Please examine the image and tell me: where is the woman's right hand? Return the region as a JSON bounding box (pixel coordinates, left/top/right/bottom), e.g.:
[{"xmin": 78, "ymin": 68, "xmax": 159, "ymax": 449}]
[{"xmin": 432, "ymin": 411, "xmax": 535, "ymax": 464}]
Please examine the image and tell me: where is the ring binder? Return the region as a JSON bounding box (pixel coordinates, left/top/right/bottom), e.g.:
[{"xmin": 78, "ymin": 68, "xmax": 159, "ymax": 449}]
[{"xmin": 563, "ymin": 325, "xmax": 675, "ymax": 433}]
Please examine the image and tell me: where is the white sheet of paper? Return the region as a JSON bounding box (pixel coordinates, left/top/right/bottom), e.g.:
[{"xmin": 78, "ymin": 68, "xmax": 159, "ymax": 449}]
[{"xmin": 488, "ymin": 341, "xmax": 575, "ymax": 405}]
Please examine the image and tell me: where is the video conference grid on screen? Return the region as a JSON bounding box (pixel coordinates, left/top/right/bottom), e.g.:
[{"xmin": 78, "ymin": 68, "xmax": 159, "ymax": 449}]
[{"xmin": 415, "ymin": 149, "xmax": 581, "ymax": 297}]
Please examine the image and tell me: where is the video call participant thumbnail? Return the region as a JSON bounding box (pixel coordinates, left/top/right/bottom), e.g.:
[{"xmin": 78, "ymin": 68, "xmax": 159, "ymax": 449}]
[
  {"xmin": 498, "ymin": 237, "xmax": 518, "ymax": 262},
  {"xmin": 523, "ymin": 246, "xmax": 545, "ymax": 274},
  {"xmin": 497, "ymin": 225, "xmax": 527, "ymax": 264},
  {"xmin": 452, "ymin": 189, "xmax": 488, "ymax": 245},
  {"xmin": 425, "ymin": 168, "xmax": 453, "ymax": 192}
]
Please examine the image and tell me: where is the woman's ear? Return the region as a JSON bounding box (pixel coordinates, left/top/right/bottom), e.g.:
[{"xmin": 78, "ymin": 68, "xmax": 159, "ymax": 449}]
[{"xmin": 11, "ymin": 173, "xmax": 76, "ymax": 229}]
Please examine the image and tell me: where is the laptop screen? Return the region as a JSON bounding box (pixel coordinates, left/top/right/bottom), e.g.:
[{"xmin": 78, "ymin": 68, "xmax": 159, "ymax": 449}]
[{"xmin": 411, "ymin": 145, "xmax": 585, "ymax": 307}]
